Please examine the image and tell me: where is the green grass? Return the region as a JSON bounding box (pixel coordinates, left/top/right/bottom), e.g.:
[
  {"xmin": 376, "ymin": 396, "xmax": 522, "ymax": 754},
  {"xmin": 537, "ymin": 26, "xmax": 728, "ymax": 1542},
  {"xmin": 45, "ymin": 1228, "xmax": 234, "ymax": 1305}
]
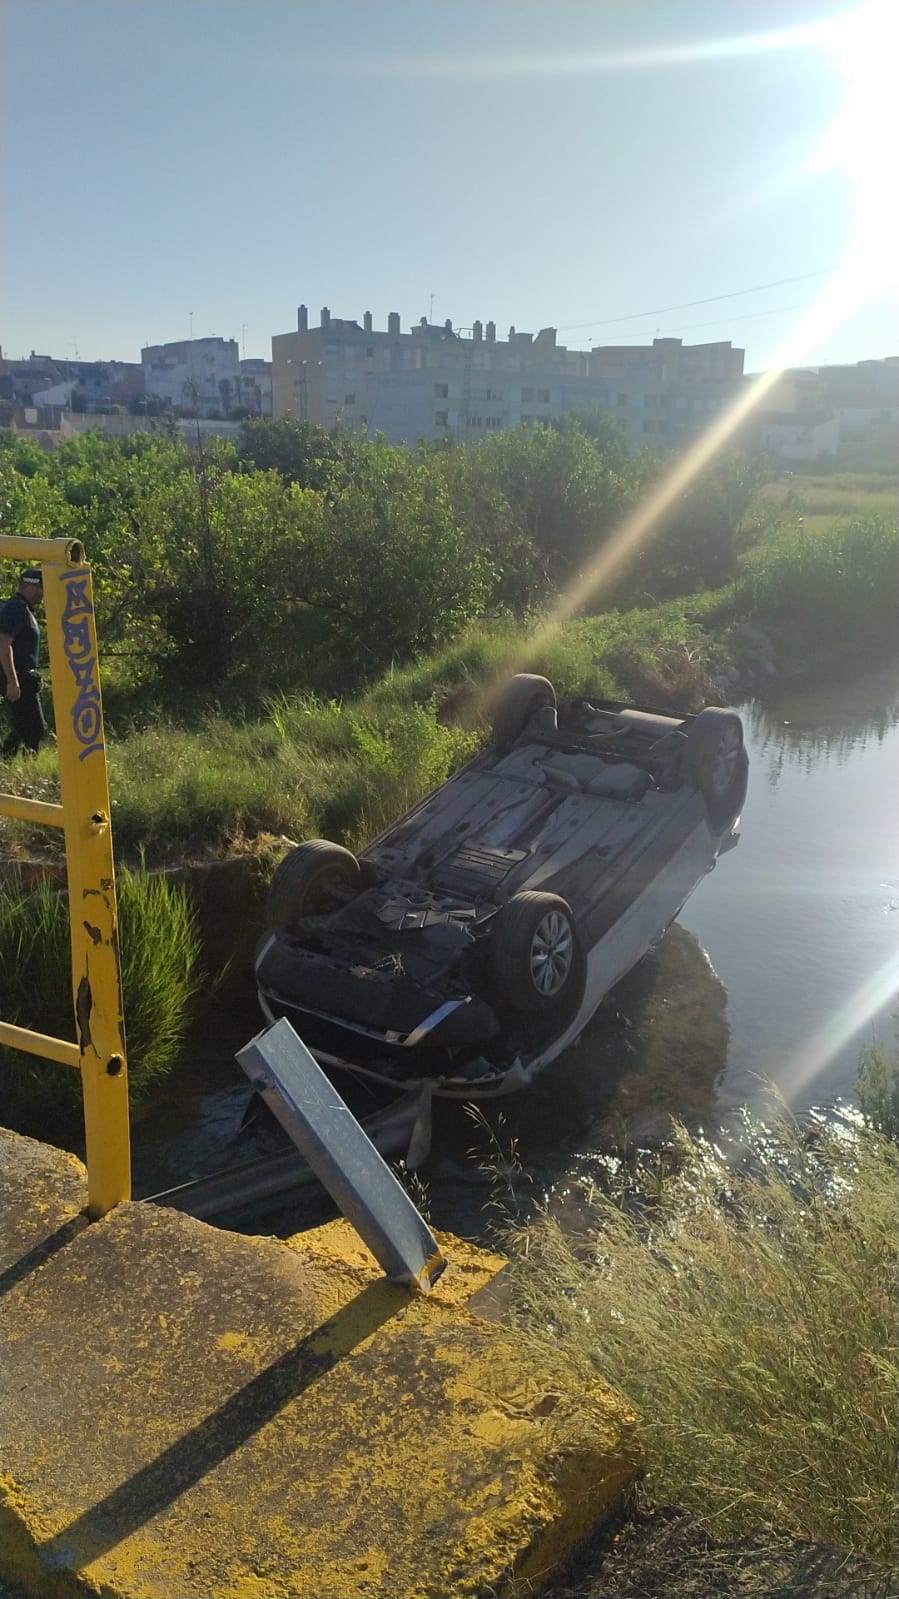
[
  {"xmin": 504, "ymin": 1113, "xmax": 899, "ymax": 1574},
  {"xmin": 0, "ymin": 863, "xmax": 202, "ymax": 1138},
  {"xmin": 737, "ymin": 510, "xmax": 897, "ymax": 642}
]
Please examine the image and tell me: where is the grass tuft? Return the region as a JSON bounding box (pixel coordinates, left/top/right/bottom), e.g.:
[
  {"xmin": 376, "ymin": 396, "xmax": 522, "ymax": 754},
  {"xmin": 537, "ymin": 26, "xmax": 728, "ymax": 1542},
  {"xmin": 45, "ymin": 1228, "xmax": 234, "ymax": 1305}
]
[
  {"xmin": 504, "ymin": 1113, "xmax": 899, "ymax": 1573},
  {"xmin": 0, "ymin": 863, "xmax": 202, "ymax": 1138}
]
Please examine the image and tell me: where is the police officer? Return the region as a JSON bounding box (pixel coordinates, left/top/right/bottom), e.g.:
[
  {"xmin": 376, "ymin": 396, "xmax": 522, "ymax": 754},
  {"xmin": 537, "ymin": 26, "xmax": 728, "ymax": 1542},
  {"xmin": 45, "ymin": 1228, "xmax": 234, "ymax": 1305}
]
[{"xmin": 1, "ymin": 567, "xmax": 47, "ymax": 758}]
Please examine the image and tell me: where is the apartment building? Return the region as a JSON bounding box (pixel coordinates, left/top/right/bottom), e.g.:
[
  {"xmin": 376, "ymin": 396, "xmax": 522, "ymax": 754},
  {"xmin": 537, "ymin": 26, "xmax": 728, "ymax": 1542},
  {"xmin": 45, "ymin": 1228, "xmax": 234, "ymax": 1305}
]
[
  {"xmin": 238, "ymin": 358, "xmax": 273, "ymax": 416},
  {"xmin": 0, "ymin": 352, "xmax": 144, "ymax": 411},
  {"xmin": 271, "ymin": 304, "xmax": 745, "ymax": 446},
  {"xmin": 141, "ymin": 336, "xmax": 240, "ymax": 416}
]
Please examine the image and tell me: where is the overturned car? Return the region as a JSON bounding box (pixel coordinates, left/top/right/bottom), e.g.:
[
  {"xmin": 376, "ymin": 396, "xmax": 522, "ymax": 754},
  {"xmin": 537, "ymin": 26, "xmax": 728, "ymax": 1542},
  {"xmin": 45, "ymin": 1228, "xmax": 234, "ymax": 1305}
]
[{"xmin": 255, "ymin": 674, "xmax": 748, "ymax": 1097}]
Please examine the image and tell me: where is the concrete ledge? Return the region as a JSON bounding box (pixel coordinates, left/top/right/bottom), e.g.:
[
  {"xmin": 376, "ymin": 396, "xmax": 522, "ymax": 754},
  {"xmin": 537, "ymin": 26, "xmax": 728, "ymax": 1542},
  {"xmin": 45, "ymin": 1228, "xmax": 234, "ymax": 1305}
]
[{"xmin": 0, "ymin": 1129, "xmax": 643, "ymax": 1598}]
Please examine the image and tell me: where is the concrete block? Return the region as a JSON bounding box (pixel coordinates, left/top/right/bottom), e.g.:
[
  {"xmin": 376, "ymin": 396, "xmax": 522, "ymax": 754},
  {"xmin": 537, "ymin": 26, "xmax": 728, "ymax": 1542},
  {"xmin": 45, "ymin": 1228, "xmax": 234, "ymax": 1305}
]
[{"xmin": 0, "ymin": 1134, "xmax": 643, "ymax": 1598}]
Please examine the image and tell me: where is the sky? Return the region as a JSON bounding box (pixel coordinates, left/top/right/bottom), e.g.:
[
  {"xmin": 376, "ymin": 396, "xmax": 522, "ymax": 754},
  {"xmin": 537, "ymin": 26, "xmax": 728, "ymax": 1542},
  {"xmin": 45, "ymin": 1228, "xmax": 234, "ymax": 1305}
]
[{"xmin": 1, "ymin": 0, "xmax": 896, "ymax": 373}]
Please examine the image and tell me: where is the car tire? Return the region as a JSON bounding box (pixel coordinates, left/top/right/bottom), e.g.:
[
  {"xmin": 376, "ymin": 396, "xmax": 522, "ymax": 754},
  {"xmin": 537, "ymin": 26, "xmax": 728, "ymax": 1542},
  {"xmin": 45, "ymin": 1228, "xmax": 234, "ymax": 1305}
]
[
  {"xmin": 491, "ymin": 674, "xmax": 557, "ymax": 752},
  {"xmin": 684, "ymin": 709, "xmax": 745, "ymax": 818},
  {"xmin": 491, "ymin": 891, "xmax": 579, "ymax": 1013},
  {"xmin": 266, "ymin": 839, "xmax": 361, "ymax": 930}
]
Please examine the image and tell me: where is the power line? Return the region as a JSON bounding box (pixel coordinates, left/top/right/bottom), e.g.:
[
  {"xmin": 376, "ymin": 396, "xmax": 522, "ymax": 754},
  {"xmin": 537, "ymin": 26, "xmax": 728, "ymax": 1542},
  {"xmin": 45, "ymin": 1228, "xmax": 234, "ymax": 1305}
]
[
  {"xmin": 591, "ymin": 300, "xmax": 809, "ymax": 344},
  {"xmin": 557, "ymin": 269, "xmax": 833, "ymax": 333}
]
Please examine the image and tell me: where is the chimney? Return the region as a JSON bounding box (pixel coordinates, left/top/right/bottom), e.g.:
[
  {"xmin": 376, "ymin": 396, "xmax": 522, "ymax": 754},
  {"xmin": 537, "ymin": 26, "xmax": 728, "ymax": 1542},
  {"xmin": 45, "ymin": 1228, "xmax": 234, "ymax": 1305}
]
[
  {"xmin": 508, "ymin": 326, "xmax": 516, "ymax": 340},
  {"xmin": 472, "ymin": 320, "xmax": 483, "ymax": 342},
  {"xmin": 444, "ymin": 318, "xmax": 452, "ymax": 333},
  {"xmin": 297, "ymin": 305, "xmax": 308, "ymax": 332},
  {"xmin": 321, "ymin": 306, "xmax": 330, "ymax": 328},
  {"xmin": 388, "ymin": 312, "xmax": 400, "ymax": 335},
  {"xmin": 363, "ymin": 311, "xmax": 373, "ymax": 333},
  {"xmin": 420, "ymin": 316, "xmax": 428, "ymax": 327},
  {"xmin": 485, "ymin": 321, "xmax": 496, "ymax": 343}
]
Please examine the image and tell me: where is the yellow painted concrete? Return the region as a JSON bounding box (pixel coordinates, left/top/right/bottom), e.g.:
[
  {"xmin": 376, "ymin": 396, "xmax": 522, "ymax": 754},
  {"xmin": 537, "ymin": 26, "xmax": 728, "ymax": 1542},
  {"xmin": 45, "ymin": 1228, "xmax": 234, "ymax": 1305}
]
[{"xmin": 0, "ymin": 1129, "xmax": 643, "ymax": 1598}]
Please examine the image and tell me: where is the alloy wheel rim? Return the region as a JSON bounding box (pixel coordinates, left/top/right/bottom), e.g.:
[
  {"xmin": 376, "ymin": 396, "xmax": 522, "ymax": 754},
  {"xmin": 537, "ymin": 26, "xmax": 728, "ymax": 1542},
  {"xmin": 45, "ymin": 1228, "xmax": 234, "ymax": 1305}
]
[
  {"xmin": 711, "ymin": 725, "xmax": 742, "ymax": 797},
  {"xmin": 529, "ymin": 911, "xmax": 574, "ymax": 996}
]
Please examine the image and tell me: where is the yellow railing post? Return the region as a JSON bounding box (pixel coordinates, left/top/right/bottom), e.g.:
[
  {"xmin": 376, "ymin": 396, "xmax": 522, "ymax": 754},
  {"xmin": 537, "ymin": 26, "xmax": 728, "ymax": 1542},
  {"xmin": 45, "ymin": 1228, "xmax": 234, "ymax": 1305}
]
[{"xmin": 1, "ymin": 536, "xmax": 130, "ymax": 1215}]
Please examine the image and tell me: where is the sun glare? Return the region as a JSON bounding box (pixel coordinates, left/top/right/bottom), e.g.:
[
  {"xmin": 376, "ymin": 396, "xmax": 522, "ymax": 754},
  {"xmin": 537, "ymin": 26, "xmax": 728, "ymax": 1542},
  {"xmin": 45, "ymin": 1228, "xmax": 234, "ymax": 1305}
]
[
  {"xmin": 814, "ymin": 0, "xmax": 899, "ymax": 285},
  {"xmin": 496, "ymin": 0, "xmax": 897, "ymax": 679}
]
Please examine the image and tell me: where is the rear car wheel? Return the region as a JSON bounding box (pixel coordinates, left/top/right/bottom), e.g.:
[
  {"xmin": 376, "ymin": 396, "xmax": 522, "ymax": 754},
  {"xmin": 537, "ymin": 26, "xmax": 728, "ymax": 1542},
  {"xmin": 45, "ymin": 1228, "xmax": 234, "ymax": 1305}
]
[
  {"xmin": 684, "ymin": 709, "xmax": 745, "ymax": 818},
  {"xmin": 491, "ymin": 891, "xmax": 578, "ymax": 1013},
  {"xmin": 491, "ymin": 674, "xmax": 557, "ymax": 752},
  {"xmin": 266, "ymin": 839, "xmax": 361, "ymax": 930}
]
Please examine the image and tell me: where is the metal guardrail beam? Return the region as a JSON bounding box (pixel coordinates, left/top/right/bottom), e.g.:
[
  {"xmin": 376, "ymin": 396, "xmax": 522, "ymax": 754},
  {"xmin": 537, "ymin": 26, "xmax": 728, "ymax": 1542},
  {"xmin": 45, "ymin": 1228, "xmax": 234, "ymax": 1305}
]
[{"xmin": 236, "ymin": 1019, "xmax": 446, "ymax": 1293}]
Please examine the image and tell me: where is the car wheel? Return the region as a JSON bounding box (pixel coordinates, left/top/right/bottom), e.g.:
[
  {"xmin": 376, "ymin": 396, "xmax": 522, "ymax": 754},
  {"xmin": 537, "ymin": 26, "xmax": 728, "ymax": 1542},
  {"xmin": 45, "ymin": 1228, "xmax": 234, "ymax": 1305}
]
[
  {"xmin": 684, "ymin": 709, "xmax": 745, "ymax": 816},
  {"xmin": 491, "ymin": 674, "xmax": 557, "ymax": 752},
  {"xmin": 266, "ymin": 839, "xmax": 361, "ymax": 930},
  {"xmin": 491, "ymin": 891, "xmax": 578, "ymax": 1013}
]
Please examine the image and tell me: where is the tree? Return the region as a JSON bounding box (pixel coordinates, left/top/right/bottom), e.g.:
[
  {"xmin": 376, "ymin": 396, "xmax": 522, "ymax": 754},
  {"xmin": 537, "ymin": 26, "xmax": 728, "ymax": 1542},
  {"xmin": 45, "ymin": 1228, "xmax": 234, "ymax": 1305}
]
[
  {"xmin": 237, "ymin": 416, "xmax": 343, "ymax": 491},
  {"xmin": 626, "ymin": 451, "xmax": 766, "ymax": 599},
  {"xmin": 290, "ymin": 439, "xmax": 495, "ymax": 675},
  {"xmin": 463, "ymin": 422, "xmax": 642, "ymax": 607}
]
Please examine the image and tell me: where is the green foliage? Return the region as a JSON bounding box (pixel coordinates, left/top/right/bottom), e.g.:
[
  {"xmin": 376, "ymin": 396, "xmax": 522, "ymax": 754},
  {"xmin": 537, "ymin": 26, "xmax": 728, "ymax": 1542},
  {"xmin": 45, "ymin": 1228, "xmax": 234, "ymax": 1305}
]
[
  {"xmin": 237, "ymin": 416, "xmax": 344, "ymax": 490},
  {"xmin": 456, "ymin": 422, "xmax": 641, "ymax": 604},
  {"xmin": 857, "ymin": 1031, "xmax": 899, "ymax": 1142},
  {"xmin": 2, "ymin": 427, "xmax": 894, "ymax": 743},
  {"xmin": 738, "ymin": 510, "xmax": 897, "ymax": 642},
  {"xmin": 624, "ymin": 450, "xmax": 767, "ymax": 600},
  {"xmin": 506, "ymin": 1115, "xmax": 899, "ymax": 1571},
  {"xmin": 292, "ymin": 438, "xmax": 496, "ymax": 676},
  {"xmin": 0, "ymin": 864, "xmax": 201, "ymax": 1138}
]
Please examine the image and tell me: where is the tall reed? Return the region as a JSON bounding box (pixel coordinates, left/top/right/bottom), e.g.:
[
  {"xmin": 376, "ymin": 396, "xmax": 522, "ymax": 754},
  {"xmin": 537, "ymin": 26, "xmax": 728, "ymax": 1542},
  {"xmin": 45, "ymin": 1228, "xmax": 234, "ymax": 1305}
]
[{"xmin": 505, "ymin": 1114, "xmax": 898, "ymax": 1572}]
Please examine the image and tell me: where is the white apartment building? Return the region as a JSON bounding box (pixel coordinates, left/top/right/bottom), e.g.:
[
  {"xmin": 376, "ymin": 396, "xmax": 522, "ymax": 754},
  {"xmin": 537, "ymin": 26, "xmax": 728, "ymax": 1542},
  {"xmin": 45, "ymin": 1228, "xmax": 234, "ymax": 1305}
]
[
  {"xmin": 271, "ymin": 304, "xmax": 745, "ymax": 447},
  {"xmin": 238, "ymin": 358, "xmax": 273, "ymax": 416},
  {"xmin": 142, "ymin": 337, "xmax": 240, "ymax": 416}
]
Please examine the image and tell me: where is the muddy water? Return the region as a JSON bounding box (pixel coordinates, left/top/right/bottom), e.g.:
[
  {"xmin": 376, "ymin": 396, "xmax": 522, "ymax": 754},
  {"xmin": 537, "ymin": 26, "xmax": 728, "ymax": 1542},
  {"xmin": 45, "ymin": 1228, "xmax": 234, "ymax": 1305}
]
[{"xmin": 131, "ymin": 656, "xmax": 899, "ymax": 1238}]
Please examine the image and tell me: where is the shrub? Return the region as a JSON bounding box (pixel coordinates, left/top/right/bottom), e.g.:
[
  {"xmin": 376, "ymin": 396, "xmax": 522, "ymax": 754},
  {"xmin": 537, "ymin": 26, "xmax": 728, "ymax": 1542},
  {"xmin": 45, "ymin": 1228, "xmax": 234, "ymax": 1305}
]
[
  {"xmin": 738, "ymin": 510, "xmax": 897, "ymax": 644},
  {"xmin": 505, "ymin": 1114, "xmax": 899, "ymax": 1571},
  {"xmin": 0, "ymin": 864, "xmax": 201, "ymax": 1140},
  {"xmin": 857, "ymin": 1032, "xmax": 899, "ymax": 1142}
]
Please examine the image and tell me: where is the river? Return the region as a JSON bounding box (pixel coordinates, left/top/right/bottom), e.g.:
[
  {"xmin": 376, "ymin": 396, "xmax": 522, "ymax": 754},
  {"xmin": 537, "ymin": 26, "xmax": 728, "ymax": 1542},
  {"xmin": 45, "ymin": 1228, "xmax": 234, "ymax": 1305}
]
[{"xmin": 131, "ymin": 655, "xmax": 899, "ymax": 1236}]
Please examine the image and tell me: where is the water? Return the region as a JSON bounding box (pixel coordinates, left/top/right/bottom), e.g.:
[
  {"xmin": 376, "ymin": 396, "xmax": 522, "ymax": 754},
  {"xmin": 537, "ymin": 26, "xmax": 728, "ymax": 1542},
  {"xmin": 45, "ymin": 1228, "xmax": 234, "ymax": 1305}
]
[
  {"xmin": 131, "ymin": 656, "xmax": 899, "ymax": 1235},
  {"xmin": 680, "ymin": 659, "xmax": 899, "ymax": 1118}
]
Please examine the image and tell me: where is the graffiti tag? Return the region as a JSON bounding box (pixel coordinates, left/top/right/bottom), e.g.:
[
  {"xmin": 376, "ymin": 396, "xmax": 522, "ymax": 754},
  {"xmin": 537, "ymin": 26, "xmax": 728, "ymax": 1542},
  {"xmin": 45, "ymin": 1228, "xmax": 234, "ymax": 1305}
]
[{"xmin": 60, "ymin": 571, "xmax": 104, "ymax": 760}]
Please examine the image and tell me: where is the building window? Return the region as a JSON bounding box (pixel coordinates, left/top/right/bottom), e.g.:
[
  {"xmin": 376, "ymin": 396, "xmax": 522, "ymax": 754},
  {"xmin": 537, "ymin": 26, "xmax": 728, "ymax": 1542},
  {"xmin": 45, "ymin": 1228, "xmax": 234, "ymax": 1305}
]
[
  {"xmin": 486, "ymin": 388, "xmax": 505, "ymax": 400},
  {"xmin": 643, "ymin": 420, "xmax": 654, "ymax": 433},
  {"xmin": 521, "ymin": 386, "xmax": 534, "ymax": 401},
  {"xmin": 434, "ymin": 410, "xmax": 449, "ymax": 426},
  {"xmin": 617, "ymin": 393, "xmax": 628, "ymax": 407},
  {"xmin": 344, "ymin": 392, "xmax": 355, "ymax": 405},
  {"xmin": 434, "ymin": 382, "xmax": 449, "ymax": 398},
  {"xmin": 644, "ymin": 394, "xmax": 656, "ymax": 408},
  {"xmin": 536, "ymin": 388, "xmax": 550, "ymax": 403},
  {"xmin": 484, "ymin": 416, "xmax": 503, "ymax": 428}
]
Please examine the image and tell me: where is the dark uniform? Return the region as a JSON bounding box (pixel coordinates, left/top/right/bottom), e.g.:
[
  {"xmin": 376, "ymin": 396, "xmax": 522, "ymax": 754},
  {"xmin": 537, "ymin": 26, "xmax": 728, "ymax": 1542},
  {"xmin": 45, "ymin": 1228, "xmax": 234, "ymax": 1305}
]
[{"xmin": 1, "ymin": 588, "xmax": 47, "ymax": 757}]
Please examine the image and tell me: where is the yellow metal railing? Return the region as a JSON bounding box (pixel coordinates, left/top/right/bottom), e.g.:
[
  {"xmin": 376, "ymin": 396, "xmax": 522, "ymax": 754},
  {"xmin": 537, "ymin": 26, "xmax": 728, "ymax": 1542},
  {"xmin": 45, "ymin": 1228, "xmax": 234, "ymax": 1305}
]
[{"xmin": 1, "ymin": 535, "xmax": 130, "ymax": 1216}]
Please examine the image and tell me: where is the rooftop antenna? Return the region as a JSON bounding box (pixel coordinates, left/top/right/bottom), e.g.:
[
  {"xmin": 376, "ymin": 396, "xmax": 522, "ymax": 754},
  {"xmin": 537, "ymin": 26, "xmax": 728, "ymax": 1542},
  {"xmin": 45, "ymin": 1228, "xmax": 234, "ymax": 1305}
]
[
  {"xmin": 71, "ymin": 336, "xmax": 80, "ymax": 359},
  {"xmin": 240, "ymin": 324, "xmax": 247, "ymax": 357},
  {"xmin": 429, "ymin": 292, "xmax": 435, "ymax": 323}
]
